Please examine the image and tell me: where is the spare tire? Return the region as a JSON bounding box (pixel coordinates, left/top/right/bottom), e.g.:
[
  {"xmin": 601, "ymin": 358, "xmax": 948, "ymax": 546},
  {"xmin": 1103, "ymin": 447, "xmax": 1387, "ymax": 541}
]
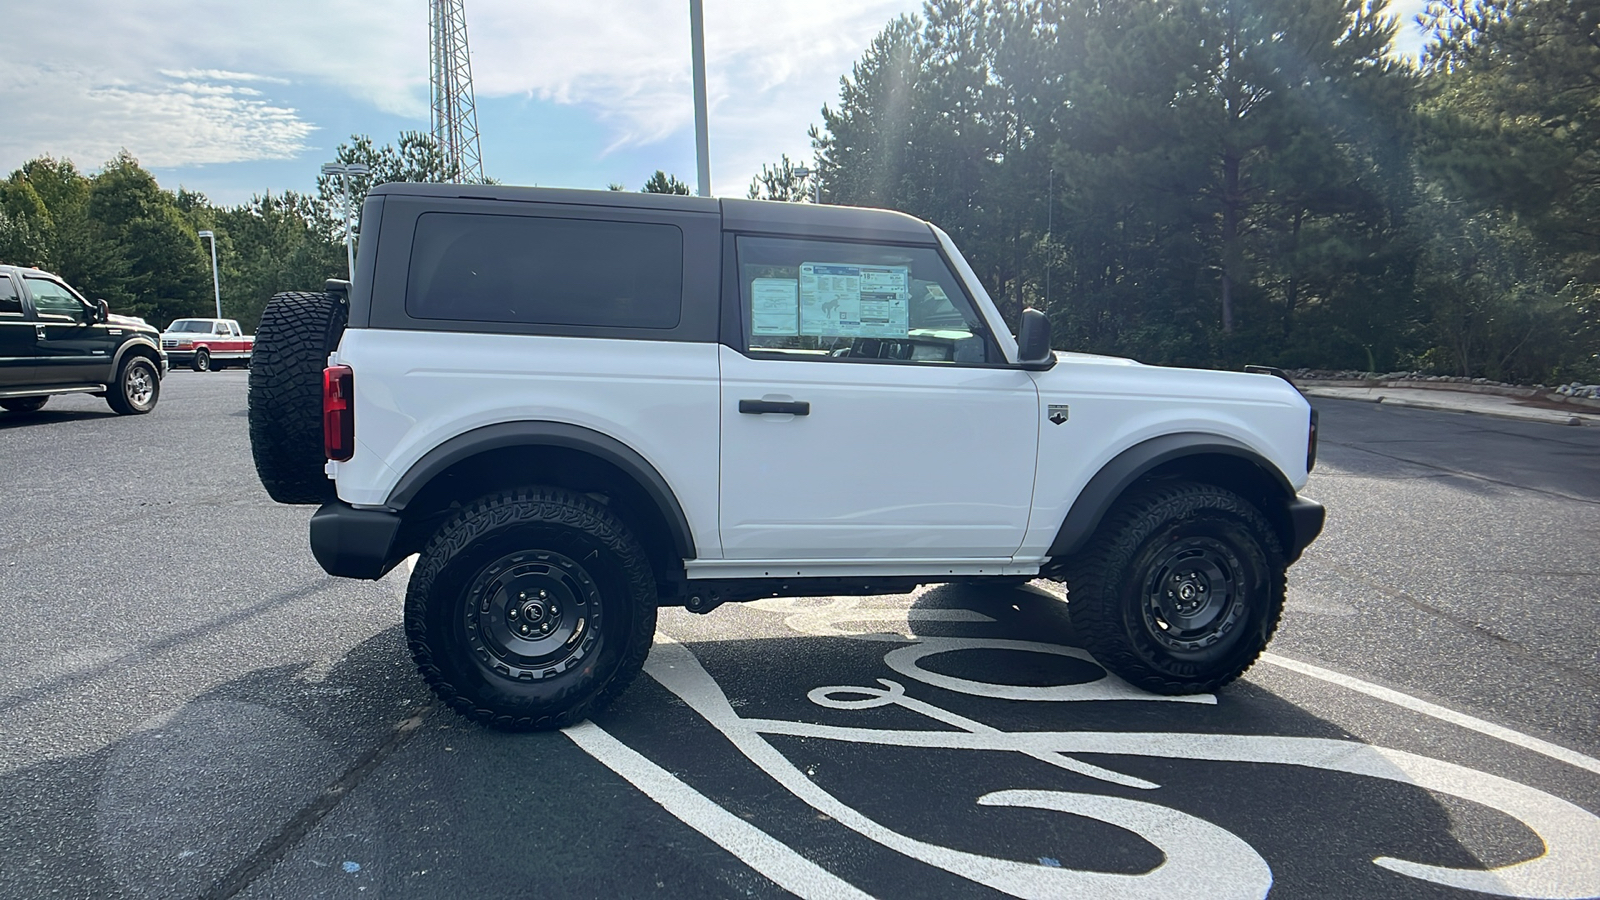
[{"xmin": 249, "ymin": 291, "xmax": 347, "ymax": 504}]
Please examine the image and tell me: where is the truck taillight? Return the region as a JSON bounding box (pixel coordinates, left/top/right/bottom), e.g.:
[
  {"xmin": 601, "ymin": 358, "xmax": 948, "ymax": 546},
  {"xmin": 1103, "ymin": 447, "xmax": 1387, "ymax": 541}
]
[{"xmin": 324, "ymin": 365, "xmax": 354, "ymax": 461}]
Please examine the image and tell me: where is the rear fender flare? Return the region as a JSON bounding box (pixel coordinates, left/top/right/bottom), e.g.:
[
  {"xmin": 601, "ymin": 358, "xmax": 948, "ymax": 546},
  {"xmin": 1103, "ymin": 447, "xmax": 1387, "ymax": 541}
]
[{"xmin": 385, "ymin": 421, "xmax": 696, "ymax": 560}]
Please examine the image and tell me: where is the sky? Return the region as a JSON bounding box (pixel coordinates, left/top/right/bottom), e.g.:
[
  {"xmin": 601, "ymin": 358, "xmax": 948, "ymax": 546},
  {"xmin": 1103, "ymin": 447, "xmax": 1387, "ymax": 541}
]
[{"xmin": 0, "ymin": 0, "xmax": 1435, "ymax": 208}]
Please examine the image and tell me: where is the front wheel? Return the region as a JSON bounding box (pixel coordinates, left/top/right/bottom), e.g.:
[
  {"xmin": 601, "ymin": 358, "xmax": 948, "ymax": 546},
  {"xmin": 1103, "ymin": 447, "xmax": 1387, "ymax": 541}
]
[
  {"xmin": 1063, "ymin": 481, "xmax": 1284, "ymax": 694},
  {"xmin": 191, "ymin": 348, "xmax": 211, "ymax": 372},
  {"xmin": 405, "ymin": 487, "xmax": 658, "ymax": 731},
  {"xmin": 106, "ymin": 357, "xmax": 160, "ymax": 415}
]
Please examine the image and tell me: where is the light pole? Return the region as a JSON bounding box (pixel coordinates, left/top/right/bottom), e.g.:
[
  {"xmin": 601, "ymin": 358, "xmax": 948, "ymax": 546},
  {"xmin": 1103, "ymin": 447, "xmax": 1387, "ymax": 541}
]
[
  {"xmin": 321, "ymin": 162, "xmax": 371, "ymax": 279},
  {"xmin": 197, "ymin": 230, "xmax": 221, "ymax": 318},
  {"xmin": 689, "ymin": 0, "xmax": 711, "ymax": 197}
]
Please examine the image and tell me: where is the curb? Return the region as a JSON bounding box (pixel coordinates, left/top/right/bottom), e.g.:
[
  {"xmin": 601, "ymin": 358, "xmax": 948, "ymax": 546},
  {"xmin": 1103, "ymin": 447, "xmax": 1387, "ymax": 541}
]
[
  {"xmin": 1301, "ymin": 387, "xmax": 1595, "ymax": 427},
  {"xmin": 1296, "ymin": 379, "xmax": 1600, "ymax": 411}
]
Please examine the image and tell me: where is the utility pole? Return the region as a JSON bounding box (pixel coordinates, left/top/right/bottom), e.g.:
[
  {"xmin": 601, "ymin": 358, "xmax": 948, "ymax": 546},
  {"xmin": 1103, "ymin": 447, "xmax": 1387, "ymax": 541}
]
[{"xmin": 431, "ymin": 0, "xmax": 485, "ymax": 182}]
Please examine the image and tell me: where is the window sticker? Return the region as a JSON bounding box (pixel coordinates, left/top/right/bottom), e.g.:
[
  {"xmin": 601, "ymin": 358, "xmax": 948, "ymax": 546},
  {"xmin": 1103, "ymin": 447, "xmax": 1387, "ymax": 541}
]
[
  {"xmin": 799, "ymin": 262, "xmax": 909, "ymax": 337},
  {"xmin": 751, "ymin": 278, "xmax": 800, "ymax": 335}
]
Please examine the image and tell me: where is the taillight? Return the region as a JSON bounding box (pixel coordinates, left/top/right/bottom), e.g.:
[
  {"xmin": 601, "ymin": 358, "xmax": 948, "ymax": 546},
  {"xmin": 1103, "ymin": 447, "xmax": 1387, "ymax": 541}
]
[
  {"xmin": 1307, "ymin": 407, "xmax": 1319, "ymax": 472},
  {"xmin": 324, "ymin": 365, "xmax": 354, "ymax": 461}
]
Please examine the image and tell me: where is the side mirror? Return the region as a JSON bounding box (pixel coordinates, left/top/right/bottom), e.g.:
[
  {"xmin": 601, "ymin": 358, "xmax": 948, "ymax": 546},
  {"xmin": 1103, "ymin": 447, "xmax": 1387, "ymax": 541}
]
[
  {"xmin": 1017, "ymin": 307, "xmax": 1055, "ymax": 370},
  {"xmin": 96, "ymin": 299, "xmax": 110, "ymax": 324}
]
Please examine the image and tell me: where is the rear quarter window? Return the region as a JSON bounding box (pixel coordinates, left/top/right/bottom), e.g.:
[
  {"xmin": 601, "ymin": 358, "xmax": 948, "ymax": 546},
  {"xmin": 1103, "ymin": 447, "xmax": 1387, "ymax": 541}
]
[{"xmin": 404, "ymin": 212, "xmax": 683, "ymax": 329}]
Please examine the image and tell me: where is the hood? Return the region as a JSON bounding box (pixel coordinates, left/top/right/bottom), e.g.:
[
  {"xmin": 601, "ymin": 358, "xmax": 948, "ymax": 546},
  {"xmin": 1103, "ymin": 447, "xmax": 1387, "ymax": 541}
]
[{"xmin": 109, "ymin": 313, "xmax": 156, "ymax": 332}]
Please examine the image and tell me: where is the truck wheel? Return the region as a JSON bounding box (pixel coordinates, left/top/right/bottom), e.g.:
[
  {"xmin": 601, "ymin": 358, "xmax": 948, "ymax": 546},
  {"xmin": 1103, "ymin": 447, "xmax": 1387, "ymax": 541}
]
[
  {"xmin": 106, "ymin": 356, "xmax": 160, "ymax": 415},
  {"xmin": 191, "ymin": 348, "xmax": 211, "ymax": 372},
  {"xmin": 405, "ymin": 487, "xmax": 658, "ymax": 731},
  {"xmin": 248, "ymin": 291, "xmax": 347, "ymax": 504},
  {"xmin": 1064, "ymin": 481, "xmax": 1284, "ymax": 695},
  {"xmin": 1, "ymin": 397, "xmax": 48, "ymax": 413}
]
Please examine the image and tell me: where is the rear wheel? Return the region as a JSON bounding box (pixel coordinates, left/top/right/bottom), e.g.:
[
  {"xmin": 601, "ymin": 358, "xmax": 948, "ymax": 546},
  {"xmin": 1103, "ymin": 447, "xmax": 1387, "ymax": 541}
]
[
  {"xmin": 405, "ymin": 487, "xmax": 658, "ymax": 731},
  {"xmin": 1064, "ymin": 481, "xmax": 1284, "ymax": 694},
  {"xmin": 0, "ymin": 397, "xmax": 48, "ymax": 413},
  {"xmin": 248, "ymin": 291, "xmax": 347, "ymax": 504},
  {"xmin": 106, "ymin": 356, "xmax": 160, "ymax": 415}
]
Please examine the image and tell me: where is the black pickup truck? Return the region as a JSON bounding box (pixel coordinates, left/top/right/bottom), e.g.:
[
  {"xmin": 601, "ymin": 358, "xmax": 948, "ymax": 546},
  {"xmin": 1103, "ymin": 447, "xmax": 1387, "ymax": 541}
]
[{"xmin": 0, "ymin": 264, "xmax": 167, "ymax": 415}]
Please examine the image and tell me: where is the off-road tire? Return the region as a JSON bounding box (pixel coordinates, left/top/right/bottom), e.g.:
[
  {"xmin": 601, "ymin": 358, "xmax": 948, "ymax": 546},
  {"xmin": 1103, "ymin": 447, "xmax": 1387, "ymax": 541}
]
[
  {"xmin": 106, "ymin": 356, "xmax": 160, "ymax": 415},
  {"xmin": 1063, "ymin": 481, "xmax": 1284, "ymax": 694},
  {"xmin": 248, "ymin": 291, "xmax": 347, "ymax": 504},
  {"xmin": 191, "ymin": 348, "xmax": 211, "ymax": 372},
  {"xmin": 0, "ymin": 397, "xmax": 48, "ymax": 413},
  {"xmin": 405, "ymin": 487, "xmax": 658, "ymax": 731}
]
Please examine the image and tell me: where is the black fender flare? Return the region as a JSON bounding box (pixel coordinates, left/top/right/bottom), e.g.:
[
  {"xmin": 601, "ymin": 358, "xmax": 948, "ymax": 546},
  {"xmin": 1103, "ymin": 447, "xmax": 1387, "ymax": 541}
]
[
  {"xmin": 385, "ymin": 421, "xmax": 697, "ymax": 559},
  {"xmin": 1047, "ymin": 432, "xmax": 1295, "ymax": 558}
]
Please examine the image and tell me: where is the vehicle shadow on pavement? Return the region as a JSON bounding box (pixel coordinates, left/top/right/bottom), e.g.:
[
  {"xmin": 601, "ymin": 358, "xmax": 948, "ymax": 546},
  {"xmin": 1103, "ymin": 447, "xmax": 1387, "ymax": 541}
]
[{"xmin": 0, "ymin": 408, "xmax": 118, "ymax": 430}]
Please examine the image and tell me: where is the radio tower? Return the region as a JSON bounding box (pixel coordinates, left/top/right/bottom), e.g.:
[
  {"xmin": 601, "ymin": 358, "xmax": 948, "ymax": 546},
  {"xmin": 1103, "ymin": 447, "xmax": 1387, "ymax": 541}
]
[{"xmin": 429, "ymin": 0, "xmax": 485, "ymax": 182}]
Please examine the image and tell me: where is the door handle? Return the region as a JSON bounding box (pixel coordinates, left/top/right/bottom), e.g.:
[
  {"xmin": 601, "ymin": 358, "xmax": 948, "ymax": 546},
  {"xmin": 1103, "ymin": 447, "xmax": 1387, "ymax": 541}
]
[
  {"xmin": 739, "ymin": 399, "xmax": 810, "ymax": 416},
  {"xmin": 35, "ymin": 325, "xmax": 45, "ymax": 340}
]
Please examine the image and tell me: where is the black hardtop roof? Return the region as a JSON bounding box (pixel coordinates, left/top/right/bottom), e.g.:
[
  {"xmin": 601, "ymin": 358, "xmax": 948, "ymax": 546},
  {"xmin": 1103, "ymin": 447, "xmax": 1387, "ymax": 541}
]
[{"xmin": 365, "ymin": 183, "xmax": 937, "ymax": 244}]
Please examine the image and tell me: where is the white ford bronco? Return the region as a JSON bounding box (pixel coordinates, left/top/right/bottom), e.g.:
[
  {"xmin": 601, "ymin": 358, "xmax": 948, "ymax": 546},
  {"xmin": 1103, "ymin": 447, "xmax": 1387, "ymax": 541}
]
[{"xmin": 248, "ymin": 184, "xmax": 1324, "ymax": 731}]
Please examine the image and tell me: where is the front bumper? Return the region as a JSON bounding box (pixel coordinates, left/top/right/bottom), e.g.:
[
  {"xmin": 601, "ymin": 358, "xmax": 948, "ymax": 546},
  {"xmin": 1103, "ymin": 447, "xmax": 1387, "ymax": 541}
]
[
  {"xmin": 1286, "ymin": 497, "xmax": 1326, "ymax": 563},
  {"xmin": 309, "ymin": 501, "xmax": 404, "ymax": 580}
]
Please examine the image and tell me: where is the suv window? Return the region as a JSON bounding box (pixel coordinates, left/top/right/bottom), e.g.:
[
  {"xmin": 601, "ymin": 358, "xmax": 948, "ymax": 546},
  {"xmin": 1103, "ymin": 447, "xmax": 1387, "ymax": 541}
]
[
  {"xmin": 735, "ymin": 236, "xmax": 997, "ymax": 364},
  {"xmin": 0, "ymin": 277, "xmax": 19, "ymax": 316},
  {"xmin": 25, "ymin": 277, "xmax": 85, "ymax": 323},
  {"xmin": 405, "ymin": 212, "xmax": 683, "ymax": 329}
]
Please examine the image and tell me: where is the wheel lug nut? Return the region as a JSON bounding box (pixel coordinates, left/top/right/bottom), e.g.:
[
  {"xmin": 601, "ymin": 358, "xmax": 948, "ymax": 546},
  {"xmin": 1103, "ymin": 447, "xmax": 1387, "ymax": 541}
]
[
  {"xmin": 539, "ymin": 590, "xmax": 547, "ymax": 598},
  {"xmin": 509, "ymin": 608, "xmax": 519, "ymax": 618},
  {"xmin": 519, "ymin": 625, "xmax": 530, "ymax": 635}
]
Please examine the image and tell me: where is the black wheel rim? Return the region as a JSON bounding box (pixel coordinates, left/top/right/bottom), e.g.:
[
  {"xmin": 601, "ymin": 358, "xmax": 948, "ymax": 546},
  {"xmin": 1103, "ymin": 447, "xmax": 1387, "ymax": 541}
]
[
  {"xmin": 463, "ymin": 549, "xmax": 603, "ymax": 681},
  {"xmin": 1139, "ymin": 537, "xmax": 1246, "ymax": 652}
]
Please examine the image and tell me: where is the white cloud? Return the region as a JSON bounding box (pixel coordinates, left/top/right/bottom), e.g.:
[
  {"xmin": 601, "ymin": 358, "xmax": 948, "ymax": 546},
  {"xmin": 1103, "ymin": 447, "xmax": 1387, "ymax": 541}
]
[
  {"xmin": 462, "ymin": 0, "xmax": 917, "ymax": 191},
  {"xmin": 2, "ymin": 0, "xmax": 914, "ymax": 191},
  {"xmin": 0, "ymin": 64, "xmax": 316, "ymax": 170}
]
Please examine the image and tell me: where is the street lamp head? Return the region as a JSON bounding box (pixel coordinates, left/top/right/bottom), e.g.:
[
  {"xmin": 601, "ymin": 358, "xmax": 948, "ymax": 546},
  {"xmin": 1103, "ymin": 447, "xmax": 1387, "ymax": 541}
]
[
  {"xmin": 320, "ymin": 162, "xmax": 344, "ymax": 176},
  {"xmin": 198, "ymin": 229, "xmax": 214, "ymax": 239},
  {"xmin": 345, "ymin": 164, "xmax": 370, "ymax": 176}
]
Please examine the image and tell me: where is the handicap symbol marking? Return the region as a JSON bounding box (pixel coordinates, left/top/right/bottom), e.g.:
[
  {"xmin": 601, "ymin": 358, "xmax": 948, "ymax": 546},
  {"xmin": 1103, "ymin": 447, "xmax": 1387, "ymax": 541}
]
[{"xmin": 564, "ymin": 598, "xmax": 1600, "ymax": 900}]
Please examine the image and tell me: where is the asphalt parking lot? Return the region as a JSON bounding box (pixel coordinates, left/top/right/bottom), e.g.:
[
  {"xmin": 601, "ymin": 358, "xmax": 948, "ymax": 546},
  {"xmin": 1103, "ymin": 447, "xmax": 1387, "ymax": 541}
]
[{"xmin": 1, "ymin": 371, "xmax": 1597, "ymax": 899}]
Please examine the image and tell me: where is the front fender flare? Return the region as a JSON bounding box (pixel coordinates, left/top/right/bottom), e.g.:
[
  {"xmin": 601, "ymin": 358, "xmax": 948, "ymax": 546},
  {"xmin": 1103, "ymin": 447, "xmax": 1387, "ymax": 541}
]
[
  {"xmin": 109, "ymin": 336, "xmax": 163, "ymax": 377},
  {"xmin": 1047, "ymin": 432, "xmax": 1296, "ymax": 559}
]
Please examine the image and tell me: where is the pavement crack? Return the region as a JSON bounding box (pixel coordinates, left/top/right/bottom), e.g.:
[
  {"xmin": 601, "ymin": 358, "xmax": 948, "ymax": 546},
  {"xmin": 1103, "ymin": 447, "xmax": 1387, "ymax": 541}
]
[
  {"xmin": 1322, "ymin": 562, "xmax": 1600, "ymax": 689},
  {"xmin": 203, "ymin": 707, "xmax": 433, "ymax": 900}
]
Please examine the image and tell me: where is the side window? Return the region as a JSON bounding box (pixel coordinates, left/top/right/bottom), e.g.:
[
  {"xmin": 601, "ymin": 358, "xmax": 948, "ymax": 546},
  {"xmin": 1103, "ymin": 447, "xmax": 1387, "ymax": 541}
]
[
  {"xmin": 25, "ymin": 278, "xmax": 85, "ymax": 323},
  {"xmin": 215, "ymin": 322, "xmax": 229, "ymax": 334},
  {"xmin": 735, "ymin": 236, "xmax": 997, "ymax": 364},
  {"xmin": 405, "ymin": 212, "xmax": 683, "ymax": 329},
  {"xmin": 0, "ymin": 277, "xmax": 20, "ymax": 316}
]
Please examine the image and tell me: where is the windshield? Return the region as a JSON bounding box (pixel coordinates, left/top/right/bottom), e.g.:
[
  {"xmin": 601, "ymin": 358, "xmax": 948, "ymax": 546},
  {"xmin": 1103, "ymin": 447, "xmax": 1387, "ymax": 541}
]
[{"xmin": 167, "ymin": 320, "xmax": 211, "ymax": 333}]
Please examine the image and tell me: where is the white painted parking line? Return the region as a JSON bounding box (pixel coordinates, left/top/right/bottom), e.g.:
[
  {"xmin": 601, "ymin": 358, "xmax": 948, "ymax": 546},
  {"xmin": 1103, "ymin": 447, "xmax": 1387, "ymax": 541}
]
[
  {"xmin": 1260, "ymin": 652, "xmax": 1600, "ymax": 777},
  {"xmin": 563, "ymin": 720, "xmax": 876, "ymax": 900}
]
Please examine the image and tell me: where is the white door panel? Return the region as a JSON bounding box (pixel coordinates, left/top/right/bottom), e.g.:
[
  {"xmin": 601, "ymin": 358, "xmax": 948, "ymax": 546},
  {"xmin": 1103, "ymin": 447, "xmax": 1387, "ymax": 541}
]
[{"xmin": 719, "ymin": 346, "xmax": 1039, "ymax": 559}]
